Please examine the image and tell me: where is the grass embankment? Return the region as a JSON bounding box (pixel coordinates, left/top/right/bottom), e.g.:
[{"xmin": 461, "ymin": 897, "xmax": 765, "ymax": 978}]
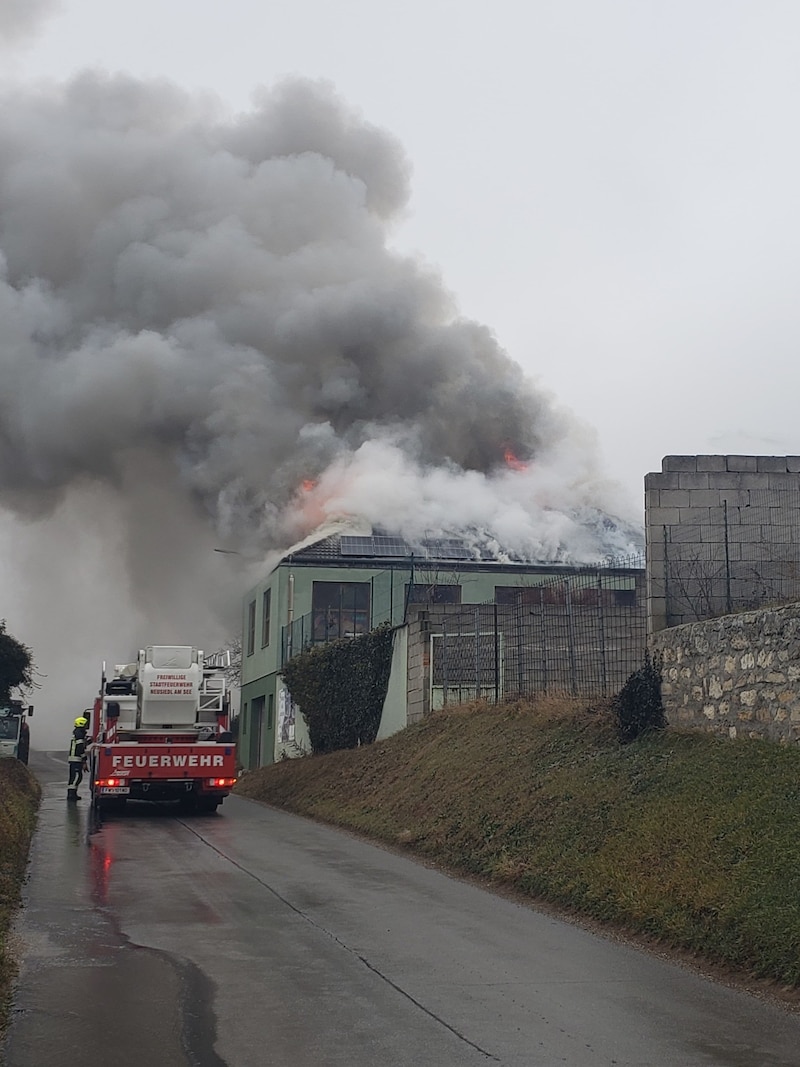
[
  {"xmin": 236, "ymin": 699, "xmax": 800, "ymax": 990},
  {"xmin": 0, "ymin": 760, "xmax": 40, "ymax": 1037}
]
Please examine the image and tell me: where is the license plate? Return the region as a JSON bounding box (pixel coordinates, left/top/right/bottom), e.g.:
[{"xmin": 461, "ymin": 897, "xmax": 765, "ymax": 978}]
[{"xmin": 100, "ymin": 787, "xmax": 130, "ymax": 795}]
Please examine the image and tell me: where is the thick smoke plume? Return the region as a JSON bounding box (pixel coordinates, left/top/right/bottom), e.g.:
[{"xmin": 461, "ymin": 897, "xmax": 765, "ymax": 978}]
[{"xmin": 0, "ymin": 73, "xmax": 639, "ymax": 581}]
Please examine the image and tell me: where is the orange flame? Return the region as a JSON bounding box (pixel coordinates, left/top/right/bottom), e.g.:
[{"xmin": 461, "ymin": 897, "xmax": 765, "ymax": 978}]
[
  {"xmin": 292, "ymin": 476, "xmax": 328, "ymax": 535},
  {"xmin": 503, "ymin": 447, "xmax": 528, "ymax": 472}
]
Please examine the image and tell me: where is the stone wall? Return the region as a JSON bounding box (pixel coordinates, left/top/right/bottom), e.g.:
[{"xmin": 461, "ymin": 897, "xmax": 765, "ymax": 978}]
[
  {"xmin": 652, "ymin": 604, "xmax": 800, "ymax": 743},
  {"xmin": 646, "ymin": 455, "xmax": 800, "ymax": 633}
]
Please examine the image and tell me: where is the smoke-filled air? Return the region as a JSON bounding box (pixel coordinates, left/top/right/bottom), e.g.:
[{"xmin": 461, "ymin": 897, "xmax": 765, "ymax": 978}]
[
  {"xmin": 0, "ymin": 0, "xmax": 59, "ymax": 44},
  {"xmin": 0, "ymin": 70, "xmax": 642, "ymax": 735}
]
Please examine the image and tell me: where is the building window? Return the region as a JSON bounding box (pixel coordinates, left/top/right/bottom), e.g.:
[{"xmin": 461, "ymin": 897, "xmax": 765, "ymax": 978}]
[
  {"xmin": 496, "ymin": 584, "xmax": 567, "ymax": 606},
  {"xmin": 495, "ymin": 586, "xmax": 532, "ymax": 605},
  {"xmin": 495, "ymin": 584, "xmax": 637, "ymax": 608},
  {"xmin": 614, "ymin": 588, "xmax": 636, "ymax": 607},
  {"xmin": 406, "ymin": 583, "xmax": 462, "ymax": 605},
  {"xmin": 312, "ymin": 582, "xmax": 371, "ymax": 642},
  {"xmin": 247, "ymin": 600, "xmax": 256, "ymax": 656},
  {"xmin": 261, "ymin": 588, "xmax": 272, "ymax": 647}
]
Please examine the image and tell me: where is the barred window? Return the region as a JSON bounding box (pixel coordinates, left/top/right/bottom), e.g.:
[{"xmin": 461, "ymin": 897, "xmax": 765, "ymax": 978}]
[
  {"xmin": 261, "ymin": 588, "xmax": 272, "ymax": 647},
  {"xmin": 246, "ymin": 600, "xmax": 256, "ymax": 656}
]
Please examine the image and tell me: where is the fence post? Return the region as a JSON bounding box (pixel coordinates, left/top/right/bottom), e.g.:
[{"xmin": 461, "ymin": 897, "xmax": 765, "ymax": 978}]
[
  {"xmin": 473, "ymin": 605, "xmax": 480, "ymax": 700},
  {"xmin": 539, "ymin": 587, "xmax": 548, "ymax": 695},
  {"xmin": 565, "ymin": 579, "xmax": 578, "ymax": 696},
  {"xmin": 442, "ymin": 617, "xmax": 448, "ymax": 706},
  {"xmin": 723, "ymin": 500, "xmax": 732, "ymax": 614},
  {"xmin": 598, "ymin": 575, "xmax": 608, "ymax": 696},
  {"xmin": 403, "ymin": 555, "xmax": 415, "ymax": 622},
  {"xmin": 493, "ymin": 603, "xmax": 500, "ymax": 704},
  {"xmin": 516, "ymin": 593, "xmax": 524, "ymax": 699}
]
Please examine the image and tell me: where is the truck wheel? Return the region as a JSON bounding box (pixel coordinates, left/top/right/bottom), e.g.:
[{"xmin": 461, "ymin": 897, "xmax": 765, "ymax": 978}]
[{"xmin": 197, "ymin": 797, "xmax": 220, "ymax": 814}]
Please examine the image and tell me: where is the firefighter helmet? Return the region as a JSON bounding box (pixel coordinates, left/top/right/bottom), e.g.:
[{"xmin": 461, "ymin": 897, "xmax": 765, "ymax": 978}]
[{"xmin": 74, "ymin": 716, "xmax": 88, "ymax": 728}]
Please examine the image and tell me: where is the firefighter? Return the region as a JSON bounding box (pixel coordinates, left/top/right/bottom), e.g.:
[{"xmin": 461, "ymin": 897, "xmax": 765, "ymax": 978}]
[{"xmin": 67, "ymin": 716, "xmax": 89, "ymax": 801}]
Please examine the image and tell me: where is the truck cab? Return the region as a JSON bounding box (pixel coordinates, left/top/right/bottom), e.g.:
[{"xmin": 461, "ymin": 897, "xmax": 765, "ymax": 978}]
[{"xmin": 0, "ymin": 701, "xmax": 33, "ymax": 763}]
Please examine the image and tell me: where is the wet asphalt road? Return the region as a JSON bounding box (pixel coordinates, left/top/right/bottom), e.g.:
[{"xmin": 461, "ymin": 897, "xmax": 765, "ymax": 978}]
[{"xmin": 4, "ymin": 750, "xmax": 800, "ymax": 1067}]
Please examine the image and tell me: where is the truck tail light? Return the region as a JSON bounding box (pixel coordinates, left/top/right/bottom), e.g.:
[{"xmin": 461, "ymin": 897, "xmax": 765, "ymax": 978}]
[
  {"xmin": 95, "ymin": 777, "xmax": 125, "ymax": 788},
  {"xmin": 207, "ymin": 777, "xmax": 237, "ymax": 788}
]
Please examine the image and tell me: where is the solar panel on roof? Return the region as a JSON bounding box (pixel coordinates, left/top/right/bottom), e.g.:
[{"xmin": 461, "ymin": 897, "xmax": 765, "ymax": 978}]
[
  {"xmin": 372, "ymin": 536, "xmax": 412, "ymax": 557},
  {"xmin": 340, "ymin": 536, "xmax": 377, "ymax": 557},
  {"xmin": 439, "ymin": 540, "xmax": 472, "ymax": 559},
  {"xmin": 421, "ymin": 539, "xmax": 472, "ymax": 560}
]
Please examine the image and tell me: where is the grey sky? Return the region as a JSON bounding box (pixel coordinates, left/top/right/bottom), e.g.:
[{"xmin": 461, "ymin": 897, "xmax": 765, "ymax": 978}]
[{"xmin": 0, "ymin": 0, "xmax": 59, "ymax": 43}]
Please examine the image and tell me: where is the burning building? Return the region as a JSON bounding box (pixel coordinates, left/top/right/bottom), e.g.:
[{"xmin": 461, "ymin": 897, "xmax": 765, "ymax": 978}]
[{"xmin": 239, "ymin": 525, "xmax": 646, "ymax": 767}]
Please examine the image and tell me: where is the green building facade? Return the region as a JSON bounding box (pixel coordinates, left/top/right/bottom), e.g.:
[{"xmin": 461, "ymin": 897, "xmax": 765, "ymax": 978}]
[{"xmin": 239, "ymin": 530, "xmax": 643, "ymax": 769}]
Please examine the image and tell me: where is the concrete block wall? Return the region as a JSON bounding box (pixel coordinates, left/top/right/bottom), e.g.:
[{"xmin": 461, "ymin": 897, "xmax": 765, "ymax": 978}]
[
  {"xmin": 646, "ymin": 456, "xmax": 800, "ymax": 632},
  {"xmin": 405, "ymin": 610, "xmax": 431, "ymax": 725},
  {"xmin": 406, "ymin": 604, "xmax": 474, "ymax": 717},
  {"xmin": 652, "ymin": 604, "xmax": 800, "ymax": 743}
]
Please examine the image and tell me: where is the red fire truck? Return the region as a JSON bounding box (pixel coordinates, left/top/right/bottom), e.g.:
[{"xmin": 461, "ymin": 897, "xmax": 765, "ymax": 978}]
[{"xmin": 89, "ymin": 645, "xmax": 237, "ymax": 813}]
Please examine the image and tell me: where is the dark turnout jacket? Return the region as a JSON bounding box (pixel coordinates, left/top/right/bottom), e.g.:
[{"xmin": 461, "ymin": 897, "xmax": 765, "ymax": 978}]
[{"xmin": 68, "ymin": 729, "xmax": 87, "ymax": 763}]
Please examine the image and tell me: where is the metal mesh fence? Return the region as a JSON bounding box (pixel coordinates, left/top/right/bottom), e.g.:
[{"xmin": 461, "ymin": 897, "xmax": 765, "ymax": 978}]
[{"xmin": 426, "ymin": 557, "xmax": 647, "ymax": 705}]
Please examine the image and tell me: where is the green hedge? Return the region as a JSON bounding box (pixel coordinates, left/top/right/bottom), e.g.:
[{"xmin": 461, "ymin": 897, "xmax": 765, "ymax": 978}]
[{"xmin": 282, "ymin": 625, "xmax": 394, "ymax": 754}]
